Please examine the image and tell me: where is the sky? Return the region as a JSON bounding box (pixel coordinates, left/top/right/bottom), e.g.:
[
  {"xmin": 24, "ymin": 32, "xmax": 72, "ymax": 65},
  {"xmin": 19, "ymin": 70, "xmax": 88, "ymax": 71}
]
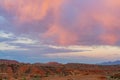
[{"xmin": 0, "ymin": 0, "xmax": 120, "ymax": 64}]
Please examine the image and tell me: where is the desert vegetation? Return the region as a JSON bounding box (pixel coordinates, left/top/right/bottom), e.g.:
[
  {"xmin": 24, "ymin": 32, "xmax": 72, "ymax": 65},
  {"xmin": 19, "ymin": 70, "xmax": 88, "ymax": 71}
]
[{"xmin": 108, "ymin": 73, "xmax": 120, "ymax": 80}]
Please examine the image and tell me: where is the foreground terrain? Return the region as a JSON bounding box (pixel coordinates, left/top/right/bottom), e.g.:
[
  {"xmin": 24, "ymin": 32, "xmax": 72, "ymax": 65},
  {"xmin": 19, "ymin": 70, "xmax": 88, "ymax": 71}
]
[{"xmin": 0, "ymin": 59, "xmax": 120, "ymax": 80}]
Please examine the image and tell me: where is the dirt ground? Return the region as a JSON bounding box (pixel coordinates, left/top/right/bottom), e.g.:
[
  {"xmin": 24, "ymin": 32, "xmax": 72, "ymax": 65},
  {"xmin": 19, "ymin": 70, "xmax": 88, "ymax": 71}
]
[{"xmin": 42, "ymin": 74, "xmax": 107, "ymax": 80}]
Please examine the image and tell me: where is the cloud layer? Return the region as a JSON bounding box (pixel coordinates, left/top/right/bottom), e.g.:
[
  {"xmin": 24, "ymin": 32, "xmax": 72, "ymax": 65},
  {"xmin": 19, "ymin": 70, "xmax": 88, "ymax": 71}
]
[{"xmin": 0, "ymin": 0, "xmax": 120, "ymax": 46}]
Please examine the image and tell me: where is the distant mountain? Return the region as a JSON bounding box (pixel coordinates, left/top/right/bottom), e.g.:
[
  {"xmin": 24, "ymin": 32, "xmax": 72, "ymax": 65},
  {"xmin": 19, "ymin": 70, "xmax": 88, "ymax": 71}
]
[
  {"xmin": 46, "ymin": 62, "xmax": 63, "ymax": 66},
  {"xmin": 33, "ymin": 62, "xmax": 63, "ymax": 66},
  {"xmin": 0, "ymin": 59, "xmax": 19, "ymax": 64},
  {"xmin": 100, "ymin": 60, "xmax": 120, "ymax": 65}
]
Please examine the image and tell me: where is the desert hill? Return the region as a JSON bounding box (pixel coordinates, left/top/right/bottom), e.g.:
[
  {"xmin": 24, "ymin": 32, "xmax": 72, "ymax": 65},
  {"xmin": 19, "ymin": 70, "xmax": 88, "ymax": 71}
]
[{"xmin": 0, "ymin": 59, "xmax": 120, "ymax": 80}]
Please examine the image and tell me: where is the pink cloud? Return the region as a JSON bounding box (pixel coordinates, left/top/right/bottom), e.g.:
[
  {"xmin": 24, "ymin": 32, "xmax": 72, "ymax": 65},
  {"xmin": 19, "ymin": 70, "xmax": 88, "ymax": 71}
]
[
  {"xmin": 44, "ymin": 24, "xmax": 78, "ymax": 45},
  {"xmin": 1, "ymin": 0, "xmax": 64, "ymax": 23},
  {"xmin": 0, "ymin": 0, "xmax": 120, "ymax": 46}
]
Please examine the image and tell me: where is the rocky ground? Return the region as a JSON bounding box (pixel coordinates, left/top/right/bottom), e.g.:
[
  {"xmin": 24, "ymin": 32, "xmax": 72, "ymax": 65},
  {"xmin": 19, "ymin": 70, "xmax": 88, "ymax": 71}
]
[{"xmin": 0, "ymin": 59, "xmax": 120, "ymax": 80}]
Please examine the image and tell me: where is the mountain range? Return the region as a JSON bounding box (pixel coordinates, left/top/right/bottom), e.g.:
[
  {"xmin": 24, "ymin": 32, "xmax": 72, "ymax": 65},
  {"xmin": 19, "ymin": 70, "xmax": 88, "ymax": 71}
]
[{"xmin": 100, "ymin": 60, "xmax": 120, "ymax": 65}]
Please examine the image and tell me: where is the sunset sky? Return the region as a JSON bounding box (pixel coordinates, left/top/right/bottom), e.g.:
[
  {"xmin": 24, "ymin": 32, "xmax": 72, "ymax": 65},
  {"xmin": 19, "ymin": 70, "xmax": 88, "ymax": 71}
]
[{"xmin": 0, "ymin": 0, "xmax": 120, "ymax": 63}]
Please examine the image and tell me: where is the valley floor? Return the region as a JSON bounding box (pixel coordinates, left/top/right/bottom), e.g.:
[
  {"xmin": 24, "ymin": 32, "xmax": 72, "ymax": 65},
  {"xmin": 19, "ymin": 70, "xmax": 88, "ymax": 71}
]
[{"xmin": 42, "ymin": 74, "xmax": 107, "ymax": 80}]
